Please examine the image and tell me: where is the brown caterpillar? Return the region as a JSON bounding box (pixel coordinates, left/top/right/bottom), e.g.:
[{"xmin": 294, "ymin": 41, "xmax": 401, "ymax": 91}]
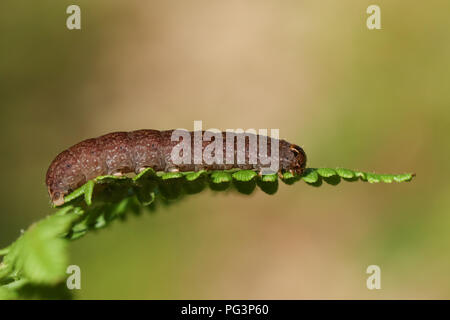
[{"xmin": 46, "ymin": 130, "xmax": 307, "ymax": 205}]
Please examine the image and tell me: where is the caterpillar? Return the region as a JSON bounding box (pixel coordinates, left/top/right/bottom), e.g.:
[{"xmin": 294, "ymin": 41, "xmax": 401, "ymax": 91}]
[{"xmin": 46, "ymin": 130, "xmax": 307, "ymax": 205}]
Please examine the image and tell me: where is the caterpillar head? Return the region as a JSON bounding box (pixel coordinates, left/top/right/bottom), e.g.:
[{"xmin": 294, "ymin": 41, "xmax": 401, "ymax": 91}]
[{"xmin": 289, "ymin": 144, "xmax": 307, "ymax": 175}]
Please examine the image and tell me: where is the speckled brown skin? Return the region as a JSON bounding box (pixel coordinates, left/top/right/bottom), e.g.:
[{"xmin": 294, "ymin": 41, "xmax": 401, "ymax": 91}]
[{"xmin": 46, "ymin": 130, "xmax": 306, "ymax": 205}]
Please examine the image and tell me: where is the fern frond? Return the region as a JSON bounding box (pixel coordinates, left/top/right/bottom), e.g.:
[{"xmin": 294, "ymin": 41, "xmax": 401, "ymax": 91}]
[{"xmin": 0, "ymin": 167, "xmax": 414, "ymax": 299}]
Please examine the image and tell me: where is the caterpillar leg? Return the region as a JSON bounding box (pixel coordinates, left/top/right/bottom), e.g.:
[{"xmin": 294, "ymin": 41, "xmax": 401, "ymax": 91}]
[
  {"xmin": 278, "ymin": 171, "xmax": 284, "ymax": 179},
  {"xmin": 112, "ymin": 166, "xmax": 135, "ymax": 176},
  {"xmin": 52, "ymin": 192, "xmax": 65, "ymax": 206},
  {"xmin": 136, "ymin": 167, "xmax": 148, "ymax": 174}
]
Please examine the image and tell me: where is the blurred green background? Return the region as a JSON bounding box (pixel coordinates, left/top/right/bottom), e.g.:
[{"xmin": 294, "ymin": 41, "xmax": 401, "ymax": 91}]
[{"xmin": 1, "ymin": 0, "xmax": 449, "ymax": 299}]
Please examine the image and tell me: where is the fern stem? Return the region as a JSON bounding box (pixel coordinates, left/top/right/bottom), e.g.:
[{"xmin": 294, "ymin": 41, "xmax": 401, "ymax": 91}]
[
  {"xmin": 4, "ymin": 279, "xmax": 28, "ymax": 290},
  {"xmin": 0, "ymin": 247, "xmax": 10, "ymax": 256}
]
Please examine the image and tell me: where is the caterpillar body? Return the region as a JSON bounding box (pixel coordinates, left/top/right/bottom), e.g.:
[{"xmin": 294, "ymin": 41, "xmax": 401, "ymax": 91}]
[{"xmin": 46, "ymin": 130, "xmax": 307, "ymax": 205}]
